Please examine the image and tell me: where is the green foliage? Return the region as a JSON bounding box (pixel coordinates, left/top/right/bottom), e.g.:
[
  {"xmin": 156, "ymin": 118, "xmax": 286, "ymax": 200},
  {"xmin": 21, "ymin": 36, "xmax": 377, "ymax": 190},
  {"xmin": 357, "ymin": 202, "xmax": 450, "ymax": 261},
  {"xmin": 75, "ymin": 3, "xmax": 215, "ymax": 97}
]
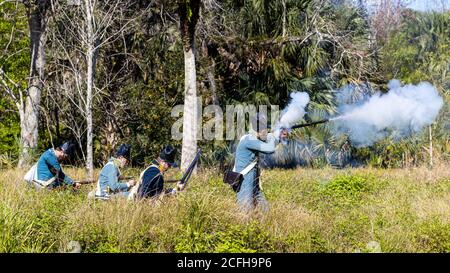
[
  {"xmin": 0, "ymin": 1, "xmax": 448, "ymax": 170},
  {"xmin": 0, "ymin": 206, "xmax": 53, "ymax": 252},
  {"xmin": 214, "ymin": 222, "xmax": 274, "ymax": 253},
  {"xmin": 0, "ymin": 219, "xmax": 45, "ymax": 252},
  {"xmin": 175, "ymin": 221, "xmax": 274, "ymax": 253},
  {"xmin": 0, "ymin": 3, "xmax": 28, "ymax": 160},
  {"xmin": 124, "ymin": 78, "xmax": 184, "ymax": 165},
  {"xmin": 380, "ymin": 11, "xmax": 450, "ymax": 88},
  {"xmin": 377, "ymin": 12, "xmax": 449, "ymax": 167},
  {"xmin": 0, "ymin": 97, "xmax": 20, "ymax": 156},
  {"xmin": 415, "ymin": 218, "xmax": 450, "ymax": 253},
  {"xmin": 0, "ymin": 3, "xmax": 29, "ymax": 86},
  {"xmin": 320, "ymin": 176, "xmax": 370, "ymax": 200},
  {"xmin": 0, "ymin": 167, "xmax": 449, "ymax": 253},
  {"xmin": 75, "ymin": 224, "xmax": 122, "ymax": 253}
]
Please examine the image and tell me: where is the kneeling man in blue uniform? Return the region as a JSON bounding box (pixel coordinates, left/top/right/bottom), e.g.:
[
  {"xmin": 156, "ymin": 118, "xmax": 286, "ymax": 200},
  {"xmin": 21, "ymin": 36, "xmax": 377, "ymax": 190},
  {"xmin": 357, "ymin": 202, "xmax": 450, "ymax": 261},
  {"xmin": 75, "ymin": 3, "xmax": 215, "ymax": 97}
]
[
  {"xmin": 93, "ymin": 144, "xmax": 136, "ymax": 199},
  {"xmin": 31, "ymin": 142, "xmax": 80, "ymax": 189},
  {"xmin": 132, "ymin": 145, "xmax": 185, "ymax": 200}
]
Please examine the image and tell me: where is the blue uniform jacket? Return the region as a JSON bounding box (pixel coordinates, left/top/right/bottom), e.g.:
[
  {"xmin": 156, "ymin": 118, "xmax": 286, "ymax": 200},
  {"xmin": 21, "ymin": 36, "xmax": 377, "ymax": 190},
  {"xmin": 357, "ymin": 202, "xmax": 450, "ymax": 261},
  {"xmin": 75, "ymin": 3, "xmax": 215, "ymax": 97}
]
[
  {"xmin": 36, "ymin": 148, "xmax": 73, "ymax": 186},
  {"xmin": 137, "ymin": 160, "xmax": 175, "ymax": 199},
  {"xmin": 96, "ymin": 158, "xmax": 129, "ymax": 196},
  {"xmin": 234, "ymin": 132, "xmax": 277, "ymax": 212}
]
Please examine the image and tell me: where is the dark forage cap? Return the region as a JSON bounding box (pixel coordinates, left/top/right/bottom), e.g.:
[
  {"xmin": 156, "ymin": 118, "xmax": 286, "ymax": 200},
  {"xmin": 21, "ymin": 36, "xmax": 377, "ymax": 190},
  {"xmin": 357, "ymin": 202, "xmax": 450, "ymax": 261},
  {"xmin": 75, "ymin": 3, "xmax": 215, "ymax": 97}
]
[
  {"xmin": 116, "ymin": 144, "xmax": 131, "ymax": 160},
  {"xmin": 159, "ymin": 145, "xmax": 177, "ymax": 167},
  {"xmin": 59, "ymin": 142, "xmax": 75, "ymax": 154}
]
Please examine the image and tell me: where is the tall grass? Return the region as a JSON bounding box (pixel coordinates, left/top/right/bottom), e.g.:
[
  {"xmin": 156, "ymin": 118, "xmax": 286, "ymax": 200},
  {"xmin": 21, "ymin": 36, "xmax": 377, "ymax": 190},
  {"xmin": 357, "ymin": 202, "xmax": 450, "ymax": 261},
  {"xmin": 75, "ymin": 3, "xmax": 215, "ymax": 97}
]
[{"xmin": 0, "ymin": 164, "xmax": 449, "ymax": 253}]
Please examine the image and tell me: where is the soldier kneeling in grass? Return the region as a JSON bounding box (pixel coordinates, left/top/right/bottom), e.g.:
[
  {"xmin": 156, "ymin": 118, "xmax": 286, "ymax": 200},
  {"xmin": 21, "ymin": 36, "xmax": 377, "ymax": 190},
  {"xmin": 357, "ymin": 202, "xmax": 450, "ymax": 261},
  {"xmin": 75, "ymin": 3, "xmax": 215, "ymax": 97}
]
[
  {"xmin": 128, "ymin": 145, "xmax": 185, "ymax": 201},
  {"xmin": 90, "ymin": 144, "xmax": 136, "ymax": 200},
  {"xmin": 24, "ymin": 142, "xmax": 80, "ymax": 190}
]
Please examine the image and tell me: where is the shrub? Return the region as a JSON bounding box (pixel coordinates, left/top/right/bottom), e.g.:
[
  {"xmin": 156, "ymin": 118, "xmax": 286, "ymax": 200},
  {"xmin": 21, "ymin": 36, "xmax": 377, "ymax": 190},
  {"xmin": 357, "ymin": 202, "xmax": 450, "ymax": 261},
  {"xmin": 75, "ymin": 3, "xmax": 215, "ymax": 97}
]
[
  {"xmin": 414, "ymin": 218, "xmax": 450, "ymax": 253},
  {"xmin": 317, "ymin": 175, "xmax": 370, "ymax": 204}
]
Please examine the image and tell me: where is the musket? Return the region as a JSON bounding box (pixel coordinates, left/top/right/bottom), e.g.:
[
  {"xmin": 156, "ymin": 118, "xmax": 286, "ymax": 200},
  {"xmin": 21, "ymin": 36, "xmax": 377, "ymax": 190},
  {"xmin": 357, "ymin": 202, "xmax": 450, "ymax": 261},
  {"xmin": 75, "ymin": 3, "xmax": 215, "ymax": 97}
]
[
  {"xmin": 74, "ymin": 176, "xmax": 134, "ymax": 185},
  {"xmin": 289, "ymin": 118, "xmax": 329, "ymax": 130},
  {"xmin": 119, "ymin": 176, "xmax": 134, "ymax": 180},
  {"xmin": 165, "ymin": 149, "xmax": 202, "ymax": 186},
  {"xmin": 74, "ymin": 180, "xmax": 96, "ymax": 185}
]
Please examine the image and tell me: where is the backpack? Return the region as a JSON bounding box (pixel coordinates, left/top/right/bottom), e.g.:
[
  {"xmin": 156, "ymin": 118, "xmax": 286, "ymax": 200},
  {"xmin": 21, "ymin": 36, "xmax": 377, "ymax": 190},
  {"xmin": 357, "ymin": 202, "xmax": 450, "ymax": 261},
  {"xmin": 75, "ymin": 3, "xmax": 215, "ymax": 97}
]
[
  {"xmin": 24, "ymin": 163, "xmax": 57, "ymax": 188},
  {"xmin": 24, "ymin": 163, "xmax": 37, "ymax": 185},
  {"xmin": 223, "ymin": 159, "xmax": 257, "ymax": 192}
]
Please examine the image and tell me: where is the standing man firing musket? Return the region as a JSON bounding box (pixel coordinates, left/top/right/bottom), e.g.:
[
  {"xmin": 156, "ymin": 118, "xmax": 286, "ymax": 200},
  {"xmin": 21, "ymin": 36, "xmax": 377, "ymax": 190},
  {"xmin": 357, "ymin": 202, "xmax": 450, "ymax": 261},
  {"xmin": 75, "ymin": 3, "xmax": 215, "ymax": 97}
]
[
  {"xmin": 91, "ymin": 144, "xmax": 136, "ymax": 200},
  {"xmin": 226, "ymin": 113, "xmax": 288, "ymax": 214},
  {"xmin": 25, "ymin": 141, "xmax": 80, "ymax": 189}
]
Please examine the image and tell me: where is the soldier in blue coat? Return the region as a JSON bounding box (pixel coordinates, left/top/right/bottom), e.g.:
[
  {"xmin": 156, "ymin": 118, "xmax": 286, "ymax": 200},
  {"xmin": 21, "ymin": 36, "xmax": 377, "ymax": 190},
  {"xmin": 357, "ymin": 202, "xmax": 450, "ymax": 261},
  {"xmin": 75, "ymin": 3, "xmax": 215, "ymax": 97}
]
[
  {"xmin": 33, "ymin": 142, "xmax": 79, "ymax": 189},
  {"xmin": 93, "ymin": 144, "xmax": 136, "ymax": 199},
  {"xmin": 135, "ymin": 145, "xmax": 184, "ymax": 199},
  {"xmin": 233, "ymin": 113, "xmax": 288, "ymax": 213}
]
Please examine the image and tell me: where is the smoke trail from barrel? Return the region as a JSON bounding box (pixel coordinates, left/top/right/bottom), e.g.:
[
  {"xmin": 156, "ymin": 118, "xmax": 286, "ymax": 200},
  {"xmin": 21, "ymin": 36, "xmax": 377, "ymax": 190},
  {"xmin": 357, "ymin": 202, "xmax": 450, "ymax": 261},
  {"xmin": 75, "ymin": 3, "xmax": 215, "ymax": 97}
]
[
  {"xmin": 332, "ymin": 80, "xmax": 444, "ymax": 147},
  {"xmin": 278, "ymin": 92, "xmax": 310, "ymax": 127},
  {"xmin": 273, "ymin": 92, "xmax": 310, "ymax": 138}
]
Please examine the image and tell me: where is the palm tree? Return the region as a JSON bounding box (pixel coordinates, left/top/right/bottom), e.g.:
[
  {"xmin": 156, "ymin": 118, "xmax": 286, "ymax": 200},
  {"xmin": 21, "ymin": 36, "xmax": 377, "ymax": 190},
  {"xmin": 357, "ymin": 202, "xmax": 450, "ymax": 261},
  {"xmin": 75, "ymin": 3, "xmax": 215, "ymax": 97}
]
[{"xmin": 178, "ymin": 0, "xmax": 201, "ymax": 171}]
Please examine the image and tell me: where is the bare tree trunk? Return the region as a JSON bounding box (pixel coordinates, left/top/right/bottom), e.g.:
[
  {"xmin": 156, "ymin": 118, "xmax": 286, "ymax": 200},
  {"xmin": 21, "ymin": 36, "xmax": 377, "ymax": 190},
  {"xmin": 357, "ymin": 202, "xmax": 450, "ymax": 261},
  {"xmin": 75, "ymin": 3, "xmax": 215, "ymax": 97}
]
[
  {"xmin": 18, "ymin": 1, "xmax": 47, "ymax": 167},
  {"xmin": 85, "ymin": 0, "xmax": 94, "ymax": 179},
  {"xmin": 181, "ymin": 46, "xmax": 198, "ymax": 171},
  {"xmin": 86, "ymin": 47, "xmax": 94, "ymax": 179},
  {"xmin": 178, "ymin": 0, "xmax": 201, "ymax": 171}
]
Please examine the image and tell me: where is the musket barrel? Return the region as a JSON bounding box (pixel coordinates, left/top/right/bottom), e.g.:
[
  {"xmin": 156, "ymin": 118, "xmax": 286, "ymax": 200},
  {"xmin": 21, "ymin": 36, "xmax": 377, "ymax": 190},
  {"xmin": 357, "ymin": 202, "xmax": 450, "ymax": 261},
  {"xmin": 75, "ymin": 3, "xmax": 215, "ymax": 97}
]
[
  {"xmin": 74, "ymin": 180, "xmax": 96, "ymax": 185},
  {"xmin": 119, "ymin": 176, "xmax": 134, "ymax": 180},
  {"xmin": 165, "ymin": 179, "xmax": 181, "ymax": 183},
  {"xmin": 290, "ymin": 118, "xmax": 329, "ymax": 129}
]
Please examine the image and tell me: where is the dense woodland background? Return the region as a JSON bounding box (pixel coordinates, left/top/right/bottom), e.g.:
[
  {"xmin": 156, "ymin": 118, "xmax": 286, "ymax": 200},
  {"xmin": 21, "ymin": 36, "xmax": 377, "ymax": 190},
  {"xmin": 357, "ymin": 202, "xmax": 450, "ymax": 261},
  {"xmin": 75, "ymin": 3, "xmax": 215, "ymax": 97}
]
[
  {"xmin": 0, "ymin": 0, "xmax": 449, "ymax": 254},
  {"xmin": 0, "ymin": 0, "xmax": 449, "ymax": 172}
]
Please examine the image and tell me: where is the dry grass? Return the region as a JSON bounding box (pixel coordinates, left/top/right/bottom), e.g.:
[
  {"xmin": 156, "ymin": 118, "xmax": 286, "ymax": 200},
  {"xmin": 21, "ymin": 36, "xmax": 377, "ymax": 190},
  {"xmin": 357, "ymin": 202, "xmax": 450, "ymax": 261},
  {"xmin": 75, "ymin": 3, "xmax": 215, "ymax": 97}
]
[{"xmin": 0, "ymin": 163, "xmax": 449, "ymax": 253}]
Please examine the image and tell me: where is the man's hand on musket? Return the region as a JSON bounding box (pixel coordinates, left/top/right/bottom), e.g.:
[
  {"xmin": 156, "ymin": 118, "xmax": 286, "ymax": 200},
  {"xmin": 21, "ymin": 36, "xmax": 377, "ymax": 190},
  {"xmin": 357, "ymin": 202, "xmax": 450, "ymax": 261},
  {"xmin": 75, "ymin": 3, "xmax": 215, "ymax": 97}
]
[
  {"xmin": 73, "ymin": 182, "xmax": 81, "ymax": 189},
  {"xmin": 127, "ymin": 179, "xmax": 136, "ymax": 188},
  {"xmin": 280, "ymin": 128, "xmax": 289, "ymax": 141},
  {"xmin": 176, "ymin": 181, "xmax": 186, "ymax": 192}
]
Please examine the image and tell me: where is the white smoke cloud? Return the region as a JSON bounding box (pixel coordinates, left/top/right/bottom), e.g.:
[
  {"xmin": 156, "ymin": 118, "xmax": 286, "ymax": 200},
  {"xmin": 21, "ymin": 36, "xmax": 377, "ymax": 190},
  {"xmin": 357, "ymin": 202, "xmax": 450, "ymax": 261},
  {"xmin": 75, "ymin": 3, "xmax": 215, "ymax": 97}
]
[
  {"xmin": 278, "ymin": 92, "xmax": 310, "ymax": 128},
  {"xmin": 333, "ymin": 80, "xmax": 444, "ymax": 147},
  {"xmin": 273, "ymin": 92, "xmax": 310, "ymax": 139}
]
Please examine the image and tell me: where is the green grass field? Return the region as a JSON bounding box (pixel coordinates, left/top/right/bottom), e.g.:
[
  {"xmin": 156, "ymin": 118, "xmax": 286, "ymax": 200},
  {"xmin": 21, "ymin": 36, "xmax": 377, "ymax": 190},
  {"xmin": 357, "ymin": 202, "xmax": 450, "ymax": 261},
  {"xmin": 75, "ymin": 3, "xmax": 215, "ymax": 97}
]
[{"xmin": 0, "ymin": 165, "xmax": 449, "ymax": 253}]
